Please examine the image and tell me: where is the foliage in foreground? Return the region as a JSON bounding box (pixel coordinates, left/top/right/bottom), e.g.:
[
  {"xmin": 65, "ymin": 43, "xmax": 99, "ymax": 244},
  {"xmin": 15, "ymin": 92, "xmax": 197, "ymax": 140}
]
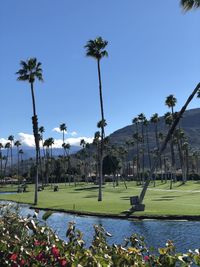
[{"xmin": 0, "ymin": 206, "xmax": 200, "ymax": 266}]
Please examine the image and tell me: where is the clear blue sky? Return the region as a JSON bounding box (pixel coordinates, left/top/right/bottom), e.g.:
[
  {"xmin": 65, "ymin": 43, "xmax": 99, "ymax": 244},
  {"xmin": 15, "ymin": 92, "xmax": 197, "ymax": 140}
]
[{"xmin": 1, "ymin": 0, "xmax": 200, "ymax": 147}]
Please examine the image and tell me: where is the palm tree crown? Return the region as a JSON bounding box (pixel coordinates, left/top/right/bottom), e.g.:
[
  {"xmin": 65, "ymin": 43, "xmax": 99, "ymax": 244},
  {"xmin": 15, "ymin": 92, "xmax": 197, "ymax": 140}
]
[
  {"xmin": 165, "ymin": 95, "xmax": 177, "ymax": 114},
  {"xmin": 85, "ymin": 37, "xmax": 108, "ymax": 60},
  {"xmin": 16, "ymin": 58, "xmax": 43, "ymax": 84}
]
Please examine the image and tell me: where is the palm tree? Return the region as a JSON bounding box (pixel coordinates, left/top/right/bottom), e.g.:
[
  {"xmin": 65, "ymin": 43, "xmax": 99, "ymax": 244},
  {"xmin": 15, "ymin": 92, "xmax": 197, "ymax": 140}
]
[
  {"xmin": 4, "ymin": 142, "xmax": 11, "ymax": 177},
  {"xmin": 165, "ymin": 95, "xmax": 177, "ymax": 185},
  {"xmin": 60, "ymin": 123, "xmax": 67, "ymax": 147},
  {"xmin": 14, "ymin": 140, "xmax": 21, "ymax": 183},
  {"xmin": 143, "ymin": 119, "xmax": 152, "ymax": 170},
  {"xmin": 16, "ymin": 57, "xmax": 43, "ymax": 205},
  {"xmin": 165, "ymin": 95, "xmax": 177, "ymax": 115},
  {"xmin": 181, "ymin": 0, "xmax": 200, "ymax": 10},
  {"xmin": 85, "ymin": 37, "xmax": 108, "ymax": 201},
  {"xmin": 0, "ymin": 143, "xmax": 3, "ymax": 181},
  {"xmin": 19, "ymin": 149, "xmax": 24, "ymax": 176},
  {"xmin": 138, "ymin": 113, "xmax": 146, "ymax": 183},
  {"xmin": 150, "ymin": 113, "xmax": 161, "ymax": 184},
  {"xmin": 39, "ymin": 126, "xmax": 45, "ymax": 158},
  {"xmin": 47, "ymin": 137, "xmax": 54, "ymax": 159},
  {"xmin": 132, "ymin": 117, "xmax": 141, "ymax": 184},
  {"xmin": 8, "ymin": 135, "xmax": 14, "ymax": 176}
]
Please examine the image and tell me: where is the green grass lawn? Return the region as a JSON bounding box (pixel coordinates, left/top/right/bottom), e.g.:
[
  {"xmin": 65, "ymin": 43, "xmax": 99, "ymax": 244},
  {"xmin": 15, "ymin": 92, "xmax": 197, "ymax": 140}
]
[{"xmin": 1, "ymin": 181, "xmax": 200, "ymax": 216}]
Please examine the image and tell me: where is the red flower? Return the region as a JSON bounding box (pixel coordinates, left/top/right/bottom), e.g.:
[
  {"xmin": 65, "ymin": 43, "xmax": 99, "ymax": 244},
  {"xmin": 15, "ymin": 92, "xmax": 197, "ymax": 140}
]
[
  {"xmin": 20, "ymin": 259, "xmax": 25, "ymax": 266},
  {"xmin": 144, "ymin": 255, "xmax": 150, "ymax": 261},
  {"xmin": 36, "ymin": 252, "xmax": 44, "ymax": 260},
  {"xmin": 51, "ymin": 247, "xmax": 60, "ymax": 258},
  {"xmin": 34, "ymin": 240, "xmax": 41, "ymax": 246},
  {"xmin": 59, "ymin": 259, "xmax": 67, "ymax": 266},
  {"xmin": 10, "ymin": 253, "xmax": 18, "ymax": 261}
]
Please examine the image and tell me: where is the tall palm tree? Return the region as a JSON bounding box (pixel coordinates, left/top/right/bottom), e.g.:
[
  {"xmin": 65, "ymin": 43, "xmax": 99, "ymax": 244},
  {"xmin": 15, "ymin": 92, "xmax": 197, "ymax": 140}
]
[
  {"xmin": 181, "ymin": 0, "xmax": 200, "ymax": 10},
  {"xmin": 150, "ymin": 113, "xmax": 161, "ymax": 184},
  {"xmin": 165, "ymin": 95, "xmax": 177, "ymax": 185},
  {"xmin": 85, "ymin": 37, "xmax": 108, "ymax": 201},
  {"xmin": 4, "ymin": 142, "xmax": 11, "ymax": 177},
  {"xmin": 60, "ymin": 123, "xmax": 67, "ymax": 147},
  {"xmin": 39, "ymin": 126, "xmax": 45, "ymax": 158},
  {"xmin": 138, "ymin": 113, "xmax": 146, "ymax": 183},
  {"xmin": 47, "ymin": 137, "xmax": 54, "ymax": 159},
  {"xmin": 16, "ymin": 57, "xmax": 43, "ymax": 205},
  {"xmin": 0, "ymin": 143, "xmax": 3, "ymax": 180},
  {"xmin": 14, "ymin": 140, "xmax": 21, "ymax": 182},
  {"xmin": 132, "ymin": 117, "xmax": 140, "ymax": 184},
  {"xmin": 143, "ymin": 119, "xmax": 152, "ymax": 170},
  {"xmin": 19, "ymin": 149, "xmax": 24, "ymax": 175},
  {"xmin": 8, "ymin": 135, "xmax": 14, "ymax": 176}
]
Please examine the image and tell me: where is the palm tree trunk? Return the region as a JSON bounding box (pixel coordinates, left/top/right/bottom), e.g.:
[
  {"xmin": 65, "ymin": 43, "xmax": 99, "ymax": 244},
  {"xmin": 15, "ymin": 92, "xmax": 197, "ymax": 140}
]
[
  {"xmin": 17, "ymin": 147, "xmax": 20, "ymax": 185},
  {"xmin": 97, "ymin": 59, "xmax": 105, "ymax": 202},
  {"xmin": 141, "ymin": 124, "xmax": 145, "ymax": 184},
  {"xmin": 10, "ymin": 144, "xmax": 13, "ymax": 177},
  {"xmin": 30, "ymin": 81, "xmax": 39, "ymax": 205},
  {"xmin": 139, "ymin": 82, "xmax": 200, "ymax": 205}
]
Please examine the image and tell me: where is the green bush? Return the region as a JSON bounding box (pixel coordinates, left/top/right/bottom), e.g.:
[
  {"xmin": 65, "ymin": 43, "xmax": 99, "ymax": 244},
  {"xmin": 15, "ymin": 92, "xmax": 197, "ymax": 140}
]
[{"xmin": 0, "ymin": 205, "xmax": 200, "ymax": 266}]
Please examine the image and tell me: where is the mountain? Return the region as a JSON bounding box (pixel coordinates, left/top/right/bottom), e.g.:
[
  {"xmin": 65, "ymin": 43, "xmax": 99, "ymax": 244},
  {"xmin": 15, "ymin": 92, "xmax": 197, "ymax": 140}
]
[
  {"xmin": 108, "ymin": 108, "xmax": 200, "ymax": 149},
  {"xmin": 1, "ymin": 146, "xmax": 80, "ymax": 162}
]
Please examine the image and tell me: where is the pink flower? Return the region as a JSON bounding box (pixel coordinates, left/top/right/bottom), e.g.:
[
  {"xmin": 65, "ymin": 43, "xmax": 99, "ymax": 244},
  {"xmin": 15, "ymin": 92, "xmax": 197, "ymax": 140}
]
[
  {"xmin": 19, "ymin": 259, "xmax": 25, "ymax": 266},
  {"xmin": 34, "ymin": 240, "xmax": 41, "ymax": 246},
  {"xmin": 10, "ymin": 253, "xmax": 18, "ymax": 261},
  {"xmin": 51, "ymin": 247, "xmax": 60, "ymax": 258},
  {"xmin": 59, "ymin": 259, "xmax": 67, "ymax": 266},
  {"xmin": 36, "ymin": 252, "xmax": 44, "ymax": 260},
  {"xmin": 144, "ymin": 255, "xmax": 150, "ymax": 261}
]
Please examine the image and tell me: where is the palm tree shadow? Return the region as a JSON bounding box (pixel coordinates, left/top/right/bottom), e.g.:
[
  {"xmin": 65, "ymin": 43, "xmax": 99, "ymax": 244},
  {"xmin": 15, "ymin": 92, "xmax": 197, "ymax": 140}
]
[
  {"xmin": 152, "ymin": 195, "xmax": 180, "ymax": 201},
  {"xmin": 75, "ymin": 186, "xmax": 105, "ymax": 191},
  {"xmin": 84, "ymin": 195, "xmax": 97, "ymax": 199},
  {"xmin": 120, "ymin": 196, "xmax": 130, "ymax": 201}
]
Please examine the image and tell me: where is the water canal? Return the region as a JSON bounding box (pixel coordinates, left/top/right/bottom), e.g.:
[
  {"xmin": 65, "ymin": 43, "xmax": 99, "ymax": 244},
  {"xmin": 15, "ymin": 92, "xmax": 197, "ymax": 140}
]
[{"xmin": 1, "ymin": 200, "xmax": 199, "ymax": 252}]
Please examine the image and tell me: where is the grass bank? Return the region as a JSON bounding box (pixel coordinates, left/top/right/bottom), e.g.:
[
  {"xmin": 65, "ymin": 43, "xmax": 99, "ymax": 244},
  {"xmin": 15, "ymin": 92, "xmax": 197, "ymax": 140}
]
[{"xmin": 1, "ymin": 181, "xmax": 200, "ymax": 217}]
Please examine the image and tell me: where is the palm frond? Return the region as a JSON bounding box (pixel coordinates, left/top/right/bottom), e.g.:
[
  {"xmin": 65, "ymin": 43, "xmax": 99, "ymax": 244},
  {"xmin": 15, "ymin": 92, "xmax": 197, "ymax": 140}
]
[
  {"xmin": 17, "ymin": 75, "xmax": 29, "ymax": 81},
  {"xmin": 181, "ymin": 0, "xmax": 200, "ymax": 10}
]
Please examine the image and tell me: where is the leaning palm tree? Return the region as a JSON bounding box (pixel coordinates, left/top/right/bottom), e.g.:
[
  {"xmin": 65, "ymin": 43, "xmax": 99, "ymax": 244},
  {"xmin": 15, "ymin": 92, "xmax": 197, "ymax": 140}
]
[
  {"xmin": 16, "ymin": 57, "xmax": 43, "ymax": 205},
  {"xmin": 181, "ymin": 0, "xmax": 200, "ymax": 10},
  {"xmin": 85, "ymin": 36, "xmax": 108, "ymax": 201},
  {"xmin": 137, "ymin": 83, "xmax": 200, "ymax": 209}
]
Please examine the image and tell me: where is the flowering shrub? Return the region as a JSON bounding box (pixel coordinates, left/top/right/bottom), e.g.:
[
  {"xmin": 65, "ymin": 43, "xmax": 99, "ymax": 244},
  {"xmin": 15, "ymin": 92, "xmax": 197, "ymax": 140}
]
[{"xmin": 0, "ymin": 205, "xmax": 200, "ymax": 266}]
